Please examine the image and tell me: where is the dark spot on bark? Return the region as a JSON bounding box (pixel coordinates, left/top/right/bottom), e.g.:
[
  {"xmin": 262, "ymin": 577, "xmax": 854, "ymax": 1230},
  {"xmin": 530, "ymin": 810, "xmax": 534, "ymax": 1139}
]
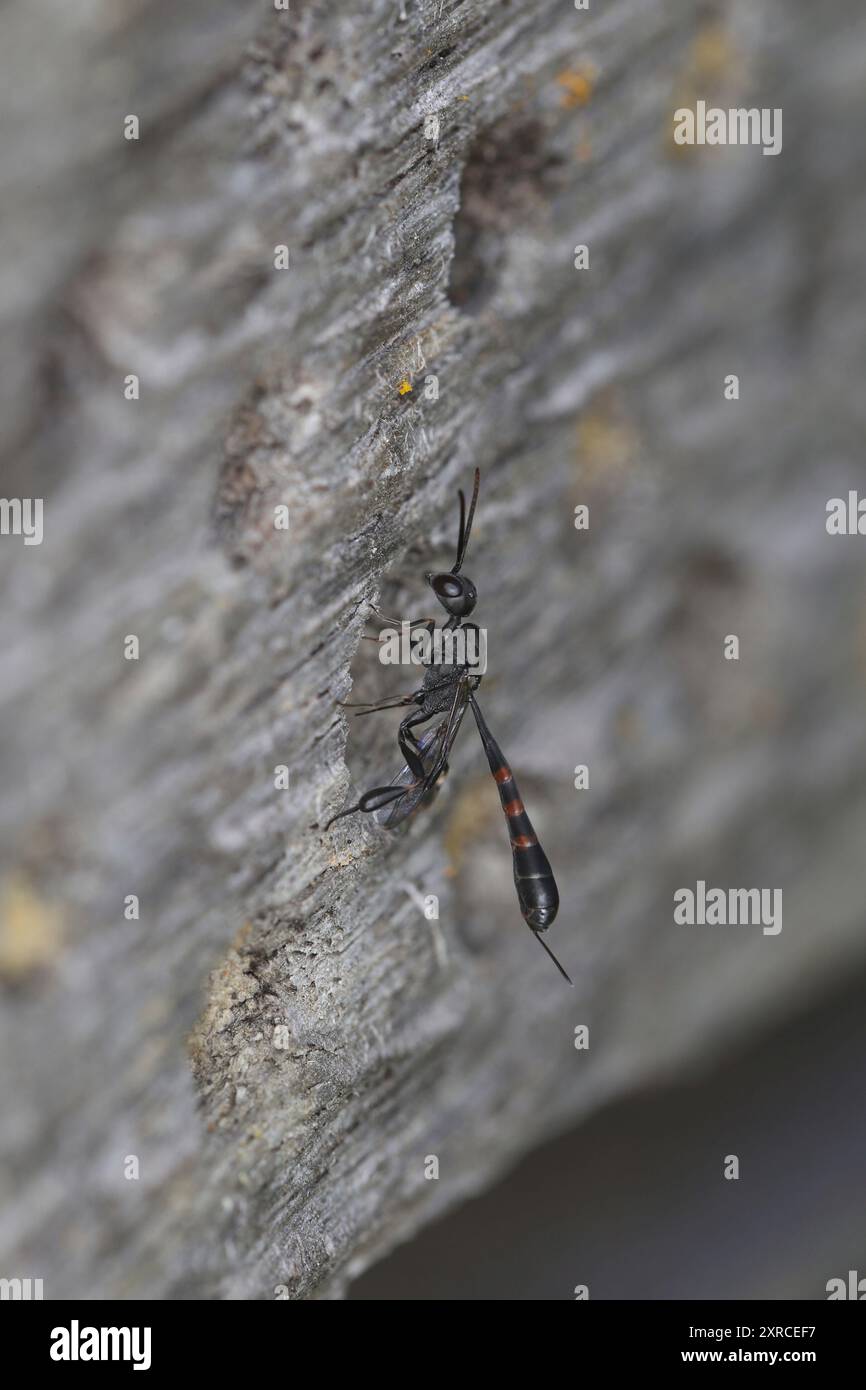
[
  {"xmin": 419, "ymin": 45, "xmax": 456, "ymax": 74},
  {"xmin": 448, "ymin": 117, "xmax": 563, "ymax": 315},
  {"xmin": 683, "ymin": 546, "xmax": 743, "ymax": 590},
  {"xmin": 668, "ymin": 544, "xmax": 744, "ymax": 640}
]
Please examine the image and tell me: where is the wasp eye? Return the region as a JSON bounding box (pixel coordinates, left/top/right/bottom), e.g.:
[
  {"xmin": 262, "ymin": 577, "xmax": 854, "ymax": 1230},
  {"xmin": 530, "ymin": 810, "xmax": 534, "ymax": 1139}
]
[{"xmin": 435, "ymin": 576, "xmax": 462, "ymax": 598}]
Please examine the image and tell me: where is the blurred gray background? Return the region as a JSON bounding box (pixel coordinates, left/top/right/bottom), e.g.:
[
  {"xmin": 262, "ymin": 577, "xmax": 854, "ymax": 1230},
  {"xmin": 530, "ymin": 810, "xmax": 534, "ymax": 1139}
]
[{"xmin": 353, "ymin": 969, "xmax": 866, "ymax": 1298}]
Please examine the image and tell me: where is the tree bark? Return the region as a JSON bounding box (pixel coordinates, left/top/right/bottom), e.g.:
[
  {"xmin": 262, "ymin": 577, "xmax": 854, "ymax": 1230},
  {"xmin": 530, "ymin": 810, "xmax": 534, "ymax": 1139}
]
[{"xmin": 0, "ymin": 0, "xmax": 864, "ymax": 1299}]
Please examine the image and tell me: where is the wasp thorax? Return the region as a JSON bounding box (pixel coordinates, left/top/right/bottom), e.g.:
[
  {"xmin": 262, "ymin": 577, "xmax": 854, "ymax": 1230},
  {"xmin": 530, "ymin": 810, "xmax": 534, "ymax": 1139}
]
[{"xmin": 426, "ymin": 571, "xmax": 478, "ymax": 617}]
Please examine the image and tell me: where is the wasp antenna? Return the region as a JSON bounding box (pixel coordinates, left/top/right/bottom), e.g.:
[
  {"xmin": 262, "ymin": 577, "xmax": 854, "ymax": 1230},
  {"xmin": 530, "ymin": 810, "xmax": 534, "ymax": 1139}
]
[
  {"xmin": 534, "ymin": 931, "xmax": 573, "ymax": 986},
  {"xmin": 454, "ymin": 489, "xmax": 466, "ymax": 571},
  {"xmin": 453, "ymin": 467, "xmax": 480, "ymax": 573}
]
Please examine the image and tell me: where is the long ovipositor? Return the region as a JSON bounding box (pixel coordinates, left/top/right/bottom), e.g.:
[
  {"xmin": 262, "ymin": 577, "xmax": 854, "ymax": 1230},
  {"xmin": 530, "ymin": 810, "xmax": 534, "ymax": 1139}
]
[{"xmin": 468, "ymin": 694, "xmax": 560, "ymax": 933}]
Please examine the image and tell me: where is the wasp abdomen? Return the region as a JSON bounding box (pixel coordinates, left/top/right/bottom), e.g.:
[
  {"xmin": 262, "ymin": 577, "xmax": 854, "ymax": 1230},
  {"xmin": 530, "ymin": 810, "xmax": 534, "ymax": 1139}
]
[{"xmin": 488, "ymin": 758, "xmax": 559, "ymax": 931}]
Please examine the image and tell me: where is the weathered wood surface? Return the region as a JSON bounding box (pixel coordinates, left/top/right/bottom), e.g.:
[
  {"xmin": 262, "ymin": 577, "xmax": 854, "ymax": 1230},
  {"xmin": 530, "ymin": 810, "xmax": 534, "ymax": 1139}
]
[{"xmin": 0, "ymin": 0, "xmax": 864, "ymax": 1299}]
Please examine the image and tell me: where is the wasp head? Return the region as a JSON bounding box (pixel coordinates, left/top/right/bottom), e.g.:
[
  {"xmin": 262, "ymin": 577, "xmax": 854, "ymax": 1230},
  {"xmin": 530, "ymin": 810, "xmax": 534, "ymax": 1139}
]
[{"xmin": 425, "ymin": 571, "xmax": 478, "ymax": 618}]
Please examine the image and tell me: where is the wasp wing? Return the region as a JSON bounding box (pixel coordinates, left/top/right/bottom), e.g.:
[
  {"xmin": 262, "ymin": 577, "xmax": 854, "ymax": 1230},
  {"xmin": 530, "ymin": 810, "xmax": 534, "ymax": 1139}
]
[{"xmin": 375, "ymin": 681, "xmax": 470, "ymax": 828}]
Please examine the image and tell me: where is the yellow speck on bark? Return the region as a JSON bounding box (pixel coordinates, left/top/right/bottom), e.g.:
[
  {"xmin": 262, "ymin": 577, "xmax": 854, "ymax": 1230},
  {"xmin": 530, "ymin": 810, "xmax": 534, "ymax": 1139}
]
[
  {"xmin": 0, "ymin": 874, "xmax": 63, "ymax": 982},
  {"xmin": 556, "ymin": 68, "xmax": 595, "ymax": 109},
  {"xmin": 690, "ymin": 22, "xmax": 737, "ymax": 81}
]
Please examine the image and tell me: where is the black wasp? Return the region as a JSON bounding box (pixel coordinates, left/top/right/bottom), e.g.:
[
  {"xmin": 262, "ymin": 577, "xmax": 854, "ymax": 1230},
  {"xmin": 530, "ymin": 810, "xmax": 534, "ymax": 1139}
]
[{"xmin": 327, "ymin": 469, "xmax": 570, "ymax": 983}]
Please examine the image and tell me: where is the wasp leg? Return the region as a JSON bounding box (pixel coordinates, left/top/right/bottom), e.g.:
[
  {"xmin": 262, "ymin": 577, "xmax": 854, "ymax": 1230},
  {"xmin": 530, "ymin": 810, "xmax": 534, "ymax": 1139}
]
[
  {"xmin": 364, "ymin": 617, "xmax": 438, "ymax": 665},
  {"xmin": 337, "ymin": 690, "xmax": 423, "ymax": 713},
  {"xmin": 398, "ymin": 709, "xmax": 435, "ymax": 779},
  {"xmin": 338, "ymin": 668, "xmax": 454, "ymax": 717},
  {"xmin": 322, "ymin": 783, "xmax": 407, "ymax": 830},
  {"xmin": 368, "ymin": 603, "xmax": 437, "ymax": 628}
]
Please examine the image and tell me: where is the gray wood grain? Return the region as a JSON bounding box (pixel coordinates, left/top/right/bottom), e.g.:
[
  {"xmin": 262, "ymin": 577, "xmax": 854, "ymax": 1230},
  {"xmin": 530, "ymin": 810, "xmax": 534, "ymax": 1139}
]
[{"xmin": 0, "ymin": 0, "xmax": 864, "ymax": 1299}]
